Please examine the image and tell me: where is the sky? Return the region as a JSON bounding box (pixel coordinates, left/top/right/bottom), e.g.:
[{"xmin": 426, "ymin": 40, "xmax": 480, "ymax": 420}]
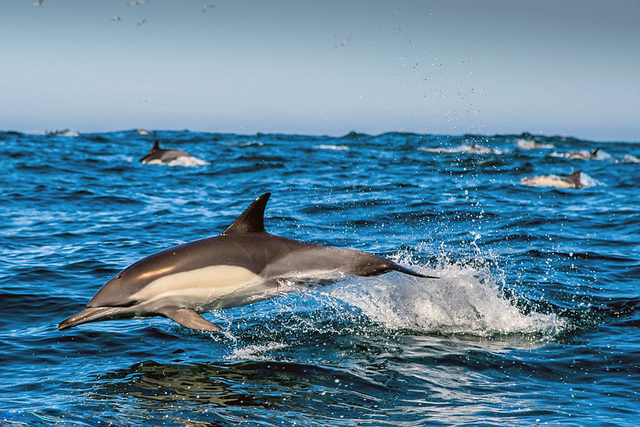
[{"xmin": 1, "ymin": 0, "xmax": 639, "ymax": 141}]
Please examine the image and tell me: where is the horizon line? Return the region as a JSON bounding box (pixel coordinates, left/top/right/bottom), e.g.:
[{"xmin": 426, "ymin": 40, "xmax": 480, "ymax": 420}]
[{"xmin": 2, "ymin": 127, "xmax": 638, "ymax": 144}]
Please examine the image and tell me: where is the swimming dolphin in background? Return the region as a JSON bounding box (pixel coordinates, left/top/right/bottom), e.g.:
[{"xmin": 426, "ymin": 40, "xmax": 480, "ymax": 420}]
[
  {"xmin": 521, "ymin": 171, "xmax": 588, "ymax": 189},
  {"xmin": 139, "ymin": 140, "xmax": 193, "ymax": 164},
  {"xmin": 555, "ymin": 148, "xmax": 604, "ymax": 160},
  {"xmin": 59, "ymin": 193, "xmax": 435, "ymax": 332}
]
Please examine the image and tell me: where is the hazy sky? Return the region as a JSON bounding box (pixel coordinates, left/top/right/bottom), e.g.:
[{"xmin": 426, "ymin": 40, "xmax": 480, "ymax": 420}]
[{"xmin": 1, "ymin": 0, "xmax": 639, "ymax": 140}]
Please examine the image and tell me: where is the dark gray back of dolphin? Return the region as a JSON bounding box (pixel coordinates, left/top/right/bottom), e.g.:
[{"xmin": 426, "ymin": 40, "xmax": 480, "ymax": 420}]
[{"xmin": 219, "ymin": 193, "xmax": 432, "ymax": 279}]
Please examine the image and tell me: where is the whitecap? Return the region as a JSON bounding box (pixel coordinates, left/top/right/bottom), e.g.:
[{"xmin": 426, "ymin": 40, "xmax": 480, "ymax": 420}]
[
  {"xmin": 620, "ymin": 154, "xmax": 640, "ymax": 163},
  {"xmin": 516, "ymin": 139, "xmax": 554, "ymax": 150},
  {"xmin": 225, "ymin": 140, "xmax": 264, "ymax": 147},
  {"xmin": 314, "ymin": 144, "xmax": 350, "ymax": 151},
  {"xmin": 165, "ymin": 156, "xmax": 209, "ymax": 167}
]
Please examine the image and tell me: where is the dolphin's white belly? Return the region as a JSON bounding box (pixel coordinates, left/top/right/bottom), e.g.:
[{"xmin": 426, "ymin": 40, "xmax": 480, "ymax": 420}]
[
  {"xmin": 143, "ymin": 159, "xmax": 164, "ymax": 165},
  {"xmin": 130, "ymin": 265, "xmax": 268, "ymax": 312}
]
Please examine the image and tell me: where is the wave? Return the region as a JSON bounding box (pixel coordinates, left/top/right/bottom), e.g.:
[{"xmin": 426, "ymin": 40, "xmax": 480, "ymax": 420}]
[
  {"xmin": 87, "ymin": 358, "xmax": 392, "ymax": 426},
  {"xmin": 340, "ymin": 131, "xmax": 370, "ymax": 139}
]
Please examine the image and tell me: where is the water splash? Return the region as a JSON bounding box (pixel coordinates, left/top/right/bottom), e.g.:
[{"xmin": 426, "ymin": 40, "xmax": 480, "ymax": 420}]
[
  {"xmin": 329, "ymin": 256, "xmax": 564, "ymax": 338},
  {"xmin": 621, "ymin": 154, "xmax": 640, "ymax": 163},
  {"xmin": 164, "ymin": 156, "xmax": 209, "ymax": 167},
  {"xmin": 226, "ymin": 342, "xmax": 290, "ymax": 361}
]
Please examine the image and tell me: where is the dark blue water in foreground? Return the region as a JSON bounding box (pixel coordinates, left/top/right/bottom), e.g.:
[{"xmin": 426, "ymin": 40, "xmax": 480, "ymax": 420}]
[{"xmin": 1, "ymin": 130, "xmax": 639, "ymax": 426}]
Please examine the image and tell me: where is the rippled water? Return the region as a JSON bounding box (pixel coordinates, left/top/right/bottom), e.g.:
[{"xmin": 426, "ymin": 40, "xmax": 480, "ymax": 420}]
[{"xmin": 1, "ymin": 130, "xmax": 639, "ymax": 426}]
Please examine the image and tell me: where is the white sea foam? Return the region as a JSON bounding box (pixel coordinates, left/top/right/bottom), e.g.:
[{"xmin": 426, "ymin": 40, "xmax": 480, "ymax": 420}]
[
  {"xmin": 165, "ymin": 156, "xmax": 209, "ymax": 167},
  {"xmin": 575, "ymin": 173, "xmax": 601, "ymax": 187},
  {"xmin": 42, "ymin": 129, "xmax": 79, "ymax": 137},
  {"xmin": 240, "ymin": 141, "xmax": 264, "ymax": 147},
  {"xmin": 225, "ymin": 140, "xmax": 264, "ymax": 147},
  {"xmin": 516, "ymin": 139, "xmax": 554, "ymax": 150},
  {"xmin": 226, "ymin": 342, "xmax": 289, "ymax": 360},
  {"xmin": 419, "ymin": 147, "xmax": 464, "ymax": 153},
  {"xmin": 329, "ymin": 257, "xmax": 563, "ymax": 338},
  {"xmin": 314, "ymin": 144, "xmax": 350, "ymax": 151},
  {"xmin": 621, "ymin": 154, "xmax": 640, "ymax": 163}
]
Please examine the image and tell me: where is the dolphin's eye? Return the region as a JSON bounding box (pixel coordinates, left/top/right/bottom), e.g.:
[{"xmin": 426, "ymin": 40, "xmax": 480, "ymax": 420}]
[{"xmin": 117, "ymin": 274, "xmax": 123, "ymax": 279}]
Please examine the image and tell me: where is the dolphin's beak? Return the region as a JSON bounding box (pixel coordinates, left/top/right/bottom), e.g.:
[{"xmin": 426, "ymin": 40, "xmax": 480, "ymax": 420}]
[{"xmin": 58, "ymin": 307, "xmax": 121, "ymax": 330}]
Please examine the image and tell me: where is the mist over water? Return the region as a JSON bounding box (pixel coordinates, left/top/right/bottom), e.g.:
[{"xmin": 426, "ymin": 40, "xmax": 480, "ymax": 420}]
[{"xmin": 1, "ymin": 130, "xmax": 639, "ymax": 426}]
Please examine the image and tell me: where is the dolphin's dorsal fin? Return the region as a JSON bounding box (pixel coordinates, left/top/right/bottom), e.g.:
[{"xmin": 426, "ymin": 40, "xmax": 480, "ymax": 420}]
[
  {"xmin": 568, "ymin": 171, "xmax": 583, "ymax": 186},
  {"xmin": 152, "ymin": 140, "xmax": 161, "ymax": 151},
  {"xmin": 222, "ymin": 193, "xmax": 271, "ymax": 235}
]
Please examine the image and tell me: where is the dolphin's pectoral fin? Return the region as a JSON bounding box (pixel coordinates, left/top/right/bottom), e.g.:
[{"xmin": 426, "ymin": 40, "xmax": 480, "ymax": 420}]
[{"xmin": 158, "ymin": 307, "xmax": 222, "ymax": 332}]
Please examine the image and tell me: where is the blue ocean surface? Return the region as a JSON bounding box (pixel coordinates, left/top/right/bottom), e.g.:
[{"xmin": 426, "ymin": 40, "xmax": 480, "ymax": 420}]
[{"xmin": 1, "ymin": 130, "xmax": 639, "ymax": 426}]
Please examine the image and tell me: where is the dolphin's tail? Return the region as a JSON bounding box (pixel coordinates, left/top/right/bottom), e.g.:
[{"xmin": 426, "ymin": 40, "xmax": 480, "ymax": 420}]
[
  {"xmin": 58, "ymin": 307, "xmax": 124, "ymax": 330},
  {"xmin": 388, "ymin": 262, "xmax": 439, "ymax": 279}
]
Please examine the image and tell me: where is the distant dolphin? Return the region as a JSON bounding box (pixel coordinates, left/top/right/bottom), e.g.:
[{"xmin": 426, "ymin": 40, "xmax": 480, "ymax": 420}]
[
  {"xmin": 139, "ymin": 140, "xmax": 203, "ymax": 165},
  {"xmin": 566, "ymin": 149, "xmax": 599, "ymax": 160},
  {"xmin": 59, "ymin": 193, "xmax": 435, "ymax": 332},
  {"xmin": 521, "ymin": 171, "xmax": 589, "ymax": 189},
  {"xmin": 554, "ymin": 148, "xmax": 607, "ymax": 160}
]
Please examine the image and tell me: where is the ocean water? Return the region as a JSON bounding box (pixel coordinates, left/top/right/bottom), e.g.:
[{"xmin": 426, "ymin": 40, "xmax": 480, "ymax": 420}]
[{"xmin": 1, "ymin": 130, "xmax": 638, "ymax": 426}]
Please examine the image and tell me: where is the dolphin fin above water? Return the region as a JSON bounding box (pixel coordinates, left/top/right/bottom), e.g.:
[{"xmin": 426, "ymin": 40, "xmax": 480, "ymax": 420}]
[
  {"xmin": 566, "ymin": 171, "xmax": 584, "ymax": 188},
  {"xmin": 221, "ymin": 193, "xmax": 269, "ymax": 235},
  {"xmin": 59, "ymin": 193, "xmax": 435, "ymax": 333}
]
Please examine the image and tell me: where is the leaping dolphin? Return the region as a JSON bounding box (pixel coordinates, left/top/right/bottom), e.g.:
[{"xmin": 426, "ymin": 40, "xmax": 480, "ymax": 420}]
[{"xmin": 59, "ymin": 193, "xmax": 435, "ymax": 332}]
